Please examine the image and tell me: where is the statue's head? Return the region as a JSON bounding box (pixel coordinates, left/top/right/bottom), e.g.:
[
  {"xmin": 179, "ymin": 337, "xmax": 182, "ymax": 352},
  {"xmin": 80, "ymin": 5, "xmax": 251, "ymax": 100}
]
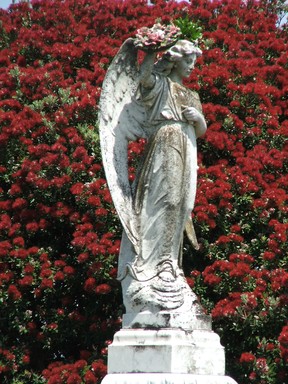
[
  {"xmin": 165, "ymin": 40, "xmax": 202, "ymax": 61},
  {"xmin": 154, "ymin": 40, "xmax": 202, "ymax": 77}
]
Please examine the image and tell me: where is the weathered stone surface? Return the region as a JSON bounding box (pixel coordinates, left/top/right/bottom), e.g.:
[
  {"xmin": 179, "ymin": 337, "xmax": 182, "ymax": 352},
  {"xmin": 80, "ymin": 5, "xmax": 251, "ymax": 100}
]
[
  {"xmin": 99, "ymin": 38, "xmax": 207, "ymax": 313},
  {"xmin": 107, "ymin": 329, "xmax": 225, "ymax": 375},
  {"xmin": 122, "ymin": 311, "xmax": 211, "ymax": 331},
  {"xmin": 100, "ymin": 31, "xmax": 238, "ymax": 384},
  {"xmin": 102, "ymin": 373, "xmax": 238, "ymax": 384}
]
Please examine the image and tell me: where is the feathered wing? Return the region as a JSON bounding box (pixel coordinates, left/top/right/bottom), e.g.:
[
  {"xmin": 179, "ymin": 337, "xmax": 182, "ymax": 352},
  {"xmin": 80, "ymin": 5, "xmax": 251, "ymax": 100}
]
[
  {"xmin": 185, "ymin": 216, "xmax": 200, "ymax": 250},
  {"xmin": 99, "ymin": 38, "xmax": 146, "ymax": 254}
]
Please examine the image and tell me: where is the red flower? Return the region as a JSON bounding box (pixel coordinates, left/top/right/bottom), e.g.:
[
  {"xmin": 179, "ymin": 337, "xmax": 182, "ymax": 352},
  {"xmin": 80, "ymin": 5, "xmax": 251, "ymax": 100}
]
[
  {"xmin": 24, "ymin": 264, "xmax": 34, "ymax": 273},
  {"xmin": 40, "ymin": 269, "xmax": 53, "ymax": 278},
  {"xmin": 54, "ymin": 260, "xmax": 66, "ymax": 268},
  {"xmin": 7, "ymin": 284, "xmax": 22, "ymax": 300},
  {"xmin": 12, "ymin": 237, "xmax": 25, "ymax": 247},
  {"xmin": 26, "ymin": 222, "xmax": 39, "ymax": 232},
  {"xmin": 278, "ymin": 326, "xmax": 288, "ymax": 348},
  {"xmin": 262, "ymin": 251, "xmax": 276, "ymax": 261},
  {"xmin": 47, "ymin": 323, "xmax": 58, "ymax": 331},
  {"xmin": 229, "ymin": 262, "xmax": 251, "ymax": 278},
  {"xmin": 63, "ymin": 266, "xmax": 75, "ymax": 276},
  {"xmin": 67, "ymin": 373, "xmax": 82, "ymax": 384},
  {"xmin": 84, "ymin": 278, "xmax": 96, "ymax": 293},
  {"xmin": 186, "ymin": 277, "xmax": 195, "ymax": 288},
  {"xmin": 54, "ymin": 271, "xmax": 65, "ymax": 281},
  {"xmin": 240, "ymin": 352, "xmax": 256, "ymax": 364},
  {"xmin": 10, "ymin": 248, "xmax": 28, "ymax": 260},
  {"xmin": 95, "ymin": 283, "xmax": 111, "ymax": 295},
  {"xmin": 9, "ymin": 184, "xmax": 22, "ymax": 195},
  {"xmin": 70, "ymin": 183, "xmax": 85, "ymax": 195},
  {"xmin": 91, "ymin": 360, "xmax": 107, "ymax": 377},
  {"xmin": 12, "ymin": 198, "xmax": 27, "ymax": 210},
  {"xmin": 77, "ymin": 252, "xmax": 89, "ymax": 263},
  {"xmin": 71, "ymin": 162, "xmax": 86, "ymax": 173},
  {"xmin": 87, "ymin": 196, "xmax": 101, "ymax": 207},
  {"xmin": 203, "ymin": 274, "xmax": 222, "ymax": 286},
  {"xmin": 255, "ymin": 358, "xmax": 269, "ymax": 374},
  {"xmin": 41, "ymin": 278, "xmax": 54, "ymax": 289},
  {"xmin": 95, "ymin": 208, "xmax": 108, "ymax": 216},
  {"xmin": 18, "ymin": 276, "xmax": 33, "ymax": 287},
  {"xmin": 74, "ymin": 359, "xmax": 87, "ymax": 370},
  {"xmin": 84, "ymin": 370, "xmax": 97, "ymax": 384},
  {"xmin": 22, "ymin": 354, "xmax": 30, "ymax": 364}
]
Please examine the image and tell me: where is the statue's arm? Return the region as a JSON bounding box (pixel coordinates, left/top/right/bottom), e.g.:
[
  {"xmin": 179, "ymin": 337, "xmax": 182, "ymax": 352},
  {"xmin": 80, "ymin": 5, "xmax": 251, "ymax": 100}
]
[
  {"xmin": 192, "ymin": 110, "xmax": 207, "ymax": 138},
  {"xmin": 139, "ymin": 52, "xmax": 157, "ymax": 89}
]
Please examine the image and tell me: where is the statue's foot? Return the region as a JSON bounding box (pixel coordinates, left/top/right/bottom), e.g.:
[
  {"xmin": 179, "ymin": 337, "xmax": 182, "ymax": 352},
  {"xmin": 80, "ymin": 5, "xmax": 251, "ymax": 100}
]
[
  {"xmin": 158, "ymin": 261, "xmax": 176, "ymax": 282},
  {"xmin": 122, "ymin": 269, "xmax": 202, "ymax": 314}
]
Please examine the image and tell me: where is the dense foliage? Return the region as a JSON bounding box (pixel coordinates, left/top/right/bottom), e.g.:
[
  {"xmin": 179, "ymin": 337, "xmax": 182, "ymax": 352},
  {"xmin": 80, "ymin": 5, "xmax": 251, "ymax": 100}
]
[{"xmin": 0, "ymin": 0, "xmax": 287, "ymax": 383}]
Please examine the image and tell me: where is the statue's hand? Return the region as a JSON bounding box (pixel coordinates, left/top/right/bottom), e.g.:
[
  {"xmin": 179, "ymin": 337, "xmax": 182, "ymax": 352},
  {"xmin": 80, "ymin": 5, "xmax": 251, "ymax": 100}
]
[
  {"xmin": 182, "ymin": 106, "xmax": 207, "ymax": 138},
  {"xmin": 182, "ymin": 106, "xmax": 203, "ymax": 123}
]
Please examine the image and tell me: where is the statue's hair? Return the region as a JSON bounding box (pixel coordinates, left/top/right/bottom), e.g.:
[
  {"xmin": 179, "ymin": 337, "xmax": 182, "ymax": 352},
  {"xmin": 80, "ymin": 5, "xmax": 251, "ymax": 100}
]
[{"xmin": 154, "ymin": 40, "xmax": 202, "ymax": 76}]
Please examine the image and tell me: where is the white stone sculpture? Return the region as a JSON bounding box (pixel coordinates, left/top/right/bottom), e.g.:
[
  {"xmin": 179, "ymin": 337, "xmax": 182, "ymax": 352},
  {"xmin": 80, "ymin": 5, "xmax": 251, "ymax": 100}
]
[
  {"xmin": 99, "ymin": 28, "xmax": 238, "ymax": 384},
  {"xmin": 99, "ymin": 37, "xmax": 207, "ymax": 315}
]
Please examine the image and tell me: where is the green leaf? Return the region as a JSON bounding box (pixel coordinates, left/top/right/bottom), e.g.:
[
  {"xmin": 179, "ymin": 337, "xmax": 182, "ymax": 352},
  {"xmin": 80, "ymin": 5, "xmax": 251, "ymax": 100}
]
[{"xmin": 174, "ymin": 16, "xmax": 203, "ymax": 42}]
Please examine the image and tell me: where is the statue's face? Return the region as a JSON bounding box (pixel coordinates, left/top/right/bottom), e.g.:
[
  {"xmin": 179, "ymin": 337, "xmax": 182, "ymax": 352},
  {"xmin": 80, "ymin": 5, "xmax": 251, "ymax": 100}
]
[{"xmin": 173, "ymin": 54, "xmax": 197, "ymax": 79}]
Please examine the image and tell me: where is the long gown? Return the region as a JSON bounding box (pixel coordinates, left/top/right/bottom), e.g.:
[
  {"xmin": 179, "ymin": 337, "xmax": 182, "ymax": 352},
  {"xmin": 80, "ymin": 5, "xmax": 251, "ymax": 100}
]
[{"xmin": 117, "ymin": 73, "xmax": 203, "ymax": 311}]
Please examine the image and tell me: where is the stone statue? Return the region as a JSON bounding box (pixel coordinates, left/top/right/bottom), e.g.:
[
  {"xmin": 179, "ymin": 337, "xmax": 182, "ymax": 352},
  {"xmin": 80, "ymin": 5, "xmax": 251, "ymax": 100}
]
[{"xmin": 99, "ymin": 35, "xmax": 207, "ymax": 317}]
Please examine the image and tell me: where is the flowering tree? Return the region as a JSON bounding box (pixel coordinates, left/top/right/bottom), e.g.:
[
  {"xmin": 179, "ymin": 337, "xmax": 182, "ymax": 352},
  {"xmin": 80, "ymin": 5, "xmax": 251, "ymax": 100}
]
[{"xmin": 0, "ymin": 0, "xmax": 287, "ymax": 383}]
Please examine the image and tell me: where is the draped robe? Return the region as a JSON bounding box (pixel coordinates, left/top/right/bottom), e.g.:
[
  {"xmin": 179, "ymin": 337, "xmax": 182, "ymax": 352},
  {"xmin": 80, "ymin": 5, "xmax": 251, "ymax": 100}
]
[{"xmin": 117, "ymin": 73, "xmax": 203, "ymax": 282}]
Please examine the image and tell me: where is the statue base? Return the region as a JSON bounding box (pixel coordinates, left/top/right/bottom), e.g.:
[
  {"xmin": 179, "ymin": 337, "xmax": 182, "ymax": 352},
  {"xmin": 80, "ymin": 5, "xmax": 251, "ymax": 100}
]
[
  {"xmin": 102, "ymin": 312, "xmax": 238, "ymax": 384},
  {"xmin": 102, "ymin": 373, "xmax": 238, "ymax": 384},
  {"xmin": 107, "ymin": 328, "xmax": 225, "ymax": 375}
]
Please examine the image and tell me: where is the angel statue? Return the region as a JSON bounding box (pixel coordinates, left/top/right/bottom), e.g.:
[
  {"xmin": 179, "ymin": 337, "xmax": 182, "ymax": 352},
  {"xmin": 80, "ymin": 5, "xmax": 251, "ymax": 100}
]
[{"xmin": 99, "ymin": 25, "xmax": 207, "ymax": 316}]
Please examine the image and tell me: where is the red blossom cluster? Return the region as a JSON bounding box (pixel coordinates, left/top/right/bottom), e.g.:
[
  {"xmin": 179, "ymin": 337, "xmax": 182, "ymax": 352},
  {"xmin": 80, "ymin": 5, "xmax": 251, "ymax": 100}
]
[
  {"xmin": 279, "ymin": 326, "xmax": 288, "ymax": 363},
  {"xmin": 42, "ymin": 359, "xmax": 106, "ymax": 384},
  {"xmin": 0, "ymin": 0, "xmax": 287, "ymax": 383}
]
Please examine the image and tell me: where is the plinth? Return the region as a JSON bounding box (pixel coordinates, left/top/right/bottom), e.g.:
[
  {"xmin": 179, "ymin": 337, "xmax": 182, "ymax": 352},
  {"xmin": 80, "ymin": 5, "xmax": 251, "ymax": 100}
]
[{"xmin": 102, "ymin": 312, "xmax": 238, "ymax": 384}]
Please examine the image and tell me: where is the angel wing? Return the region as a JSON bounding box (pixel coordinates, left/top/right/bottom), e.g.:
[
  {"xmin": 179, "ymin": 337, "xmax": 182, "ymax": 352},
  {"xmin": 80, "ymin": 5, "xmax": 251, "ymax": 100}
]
[{"xmin": 98, "ymin": 38, "xmax": 146, "ymax": 254}]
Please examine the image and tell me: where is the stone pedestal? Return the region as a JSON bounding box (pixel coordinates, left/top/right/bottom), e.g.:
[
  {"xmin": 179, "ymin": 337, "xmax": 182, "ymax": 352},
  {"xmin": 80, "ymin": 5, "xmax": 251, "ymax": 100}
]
[
  {"xmin": 102, "ymin": 373, "xmax": 237, "ymax": 384},
  {"xmin": 102, "ymin": 312, "xmax": 238, "ymax": 384},
  {"xmin": 107, "ymin": 328, "xmax": 224, "ymax": 375}
]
